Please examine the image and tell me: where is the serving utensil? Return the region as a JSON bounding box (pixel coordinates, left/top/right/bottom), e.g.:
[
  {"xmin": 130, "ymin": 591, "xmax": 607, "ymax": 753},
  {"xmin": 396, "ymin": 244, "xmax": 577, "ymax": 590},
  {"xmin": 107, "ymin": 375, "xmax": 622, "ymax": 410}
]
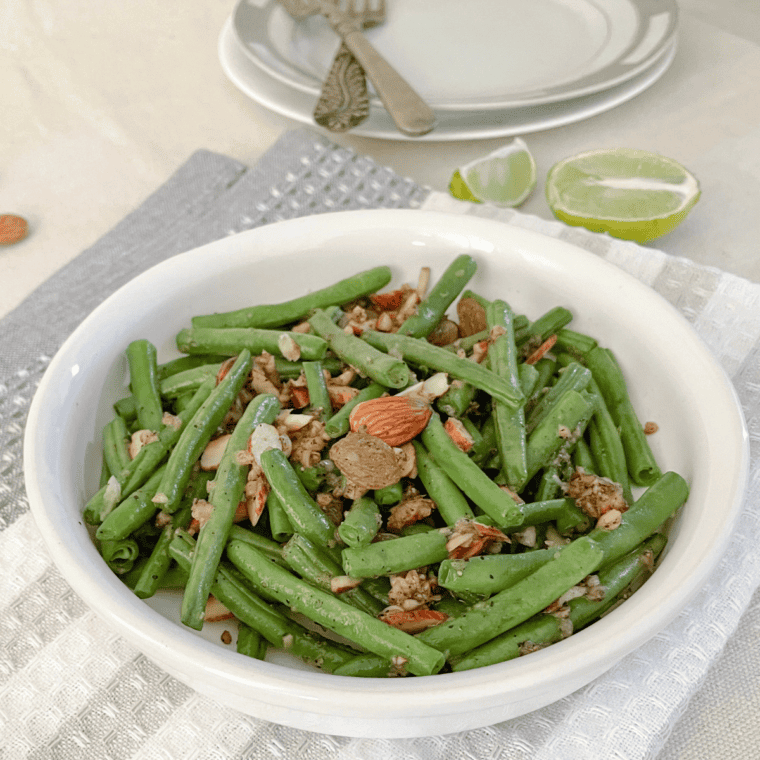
[{"xmin": 278, "ymin": 0, "xmax": 436, "ymax": 136}]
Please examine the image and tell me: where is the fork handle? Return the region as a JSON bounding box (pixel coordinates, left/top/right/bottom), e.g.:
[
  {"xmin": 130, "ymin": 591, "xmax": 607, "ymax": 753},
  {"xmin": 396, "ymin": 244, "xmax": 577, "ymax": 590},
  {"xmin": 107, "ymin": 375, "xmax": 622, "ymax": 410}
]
[{"xmin": 340, "ymin": 29, "xmax": 436, "ymax": 137}]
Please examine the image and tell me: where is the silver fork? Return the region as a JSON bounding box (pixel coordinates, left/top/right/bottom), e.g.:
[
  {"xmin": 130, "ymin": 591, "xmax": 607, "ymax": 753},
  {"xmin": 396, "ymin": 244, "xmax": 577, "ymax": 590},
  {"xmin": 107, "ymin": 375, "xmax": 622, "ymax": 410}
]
[{"xmin": 278, "ymin": 0, "xmax": 436, "ymax": 136}]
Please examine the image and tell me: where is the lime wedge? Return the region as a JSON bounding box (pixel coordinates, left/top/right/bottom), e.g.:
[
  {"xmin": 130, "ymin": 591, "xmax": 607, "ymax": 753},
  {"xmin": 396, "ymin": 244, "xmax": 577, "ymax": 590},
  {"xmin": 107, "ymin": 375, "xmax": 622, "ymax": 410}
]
[
  {"xmin": 450, "ymin": 138, "xmax": 537, "ymax": 207},
  {"xmin": 545, "ymin": 148, "xmax": 700, "ymax": 243}
]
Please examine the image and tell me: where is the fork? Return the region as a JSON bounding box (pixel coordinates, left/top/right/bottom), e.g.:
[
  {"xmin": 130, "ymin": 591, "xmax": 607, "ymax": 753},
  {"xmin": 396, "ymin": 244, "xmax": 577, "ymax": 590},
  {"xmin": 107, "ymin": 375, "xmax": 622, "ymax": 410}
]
[{"xmin": 278, "ymin": 0, "xmax": 436, "ymax": 136}]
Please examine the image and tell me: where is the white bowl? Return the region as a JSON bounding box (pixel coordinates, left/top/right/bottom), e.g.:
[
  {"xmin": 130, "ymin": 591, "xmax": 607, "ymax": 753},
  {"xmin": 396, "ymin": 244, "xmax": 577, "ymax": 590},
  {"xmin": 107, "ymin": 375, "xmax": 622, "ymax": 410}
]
[{"xmin": 24, "ymin": 210, "xmax": 748, "ymax": 738}]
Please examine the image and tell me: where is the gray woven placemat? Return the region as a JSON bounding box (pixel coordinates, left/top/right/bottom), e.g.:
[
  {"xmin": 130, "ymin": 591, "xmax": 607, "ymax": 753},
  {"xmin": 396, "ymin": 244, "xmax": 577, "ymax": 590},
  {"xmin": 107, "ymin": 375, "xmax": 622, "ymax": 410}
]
[{"xmin": 3, "ymin": 128, "xmax": 759, "ymax": 760}]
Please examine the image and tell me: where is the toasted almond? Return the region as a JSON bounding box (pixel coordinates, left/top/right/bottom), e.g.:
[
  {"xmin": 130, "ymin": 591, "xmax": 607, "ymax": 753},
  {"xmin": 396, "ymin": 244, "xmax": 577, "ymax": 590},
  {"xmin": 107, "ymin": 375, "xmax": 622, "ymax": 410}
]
[
  {"xmin": 200, "ymin": 434, "xmax": 232, "ymax": 470},
  {"xmin": 204, "ymin": 595, "xmax": 234, "ymax": 622},
  {"xmin": 380, "ymin": 609, "xmax": 448, "ymax": 633},
  {"xmin": 443, "ymin": 417, "xmax": 474, "ymax": 452},
  {"xmin": 349, "ymin": 394, "xmax": 432, "ymax": 446}
]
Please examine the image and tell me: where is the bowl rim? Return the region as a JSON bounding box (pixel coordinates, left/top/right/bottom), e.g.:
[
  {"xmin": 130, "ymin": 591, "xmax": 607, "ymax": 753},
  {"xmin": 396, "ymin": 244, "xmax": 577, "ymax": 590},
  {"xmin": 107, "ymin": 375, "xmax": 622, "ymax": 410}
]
[{"xmin": 23, "ymin": 209, "xmax": 750, "ymax": 731}]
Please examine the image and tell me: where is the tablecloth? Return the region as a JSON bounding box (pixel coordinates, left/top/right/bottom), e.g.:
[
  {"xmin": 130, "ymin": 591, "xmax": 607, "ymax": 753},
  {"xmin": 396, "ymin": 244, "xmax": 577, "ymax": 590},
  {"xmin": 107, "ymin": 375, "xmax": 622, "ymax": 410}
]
[{"xmin": 2, "ymin": 128, "xmax": 759, "ymax": 760}]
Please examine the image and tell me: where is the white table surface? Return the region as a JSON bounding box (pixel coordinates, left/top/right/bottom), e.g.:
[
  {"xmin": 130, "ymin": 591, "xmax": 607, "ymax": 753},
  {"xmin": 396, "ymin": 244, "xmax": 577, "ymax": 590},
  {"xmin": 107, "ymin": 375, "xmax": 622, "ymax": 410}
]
[{"xmin": 3, "ymin": 2, "xmax": 760, "ymax": 757}]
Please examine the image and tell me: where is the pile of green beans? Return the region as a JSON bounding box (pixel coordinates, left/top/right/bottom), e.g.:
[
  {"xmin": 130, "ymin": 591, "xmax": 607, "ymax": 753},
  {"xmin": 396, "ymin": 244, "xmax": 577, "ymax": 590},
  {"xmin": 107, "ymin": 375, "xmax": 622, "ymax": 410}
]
[{"xmin": 85, "ymin": 257, "xmax": 688, "ymax": 677}]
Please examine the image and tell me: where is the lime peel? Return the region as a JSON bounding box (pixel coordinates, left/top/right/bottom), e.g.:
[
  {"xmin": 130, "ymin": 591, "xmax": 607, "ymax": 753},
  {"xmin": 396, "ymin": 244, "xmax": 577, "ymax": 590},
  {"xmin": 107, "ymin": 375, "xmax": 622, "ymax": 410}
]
[{"xmin": 450, "ymin": 138, "xmax": 537, "ymax": 208}]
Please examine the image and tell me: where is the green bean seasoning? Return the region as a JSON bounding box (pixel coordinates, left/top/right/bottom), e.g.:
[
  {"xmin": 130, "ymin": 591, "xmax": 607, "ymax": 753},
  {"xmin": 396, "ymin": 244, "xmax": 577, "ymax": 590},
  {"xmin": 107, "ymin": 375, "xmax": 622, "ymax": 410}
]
[{"xmin": 87, "ymin": 257, "xmax": 688, "ymax": 677}]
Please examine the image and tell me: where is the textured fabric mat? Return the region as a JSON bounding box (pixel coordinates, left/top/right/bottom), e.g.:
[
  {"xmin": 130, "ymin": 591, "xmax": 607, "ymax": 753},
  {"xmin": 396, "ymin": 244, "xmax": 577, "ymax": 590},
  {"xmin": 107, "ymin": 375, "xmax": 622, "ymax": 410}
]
[{"xmin": 2, "ymin": 128, "xmax": 759, "ymax": 760}]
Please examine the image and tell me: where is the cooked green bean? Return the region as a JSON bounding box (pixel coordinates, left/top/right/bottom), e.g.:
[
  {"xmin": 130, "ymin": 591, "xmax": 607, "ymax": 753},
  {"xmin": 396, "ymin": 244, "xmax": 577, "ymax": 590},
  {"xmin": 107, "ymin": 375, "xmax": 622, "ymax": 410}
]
[
  {"xmin": 308, "ymin": 309, "xmax": 411, "ymax": 389},
  {"xmin": 191, "ymin": 265, "xmax": 393, "ymax": 329},
  {"xmin": 259, "ymin": 447, "xmax": 337, "ymax": 549},
  {"xmin": 181, "ymin": 393, "xmax": 281, "ymax": 629},
  {"xmin": 176, "ymin": 327, "xmax": 328, "ymax": 361},
  {"xmin": 412, "ymin": 440, "xmax": 475, "ymax": 525},
  {"xmin": 159, "ymin": 362, "xmax": 222, "ymax": 399},
  {"xmin": 342, "ymin": 530, "xmax": 449, "ymax": 578},
  {"xmin": 585, "ymin": 346, "xmax": 662, "ymax": 487},
  {"xmin": 487, "ymin": 299, "xmax": 527, "ymax": 489},
  {"xmin": 397, "ymin": 254, "xmax": 477, "ymax": 338},
  {"xmin": 421, "ymin": 413, "xmax": 522, "ymax": 526},
  {"xmin": 417, "ymin": 535, "xmax": 604, "ymax": 657},
  {"xmin": 450, "ymin": 533, "xmax": 667, "ymax": 670},
  {"xmin": 302, "ymin": 360, "xmax": 333, "ymax": 420},
  {"xmin": 102, "ymin": 415, "xmax": 131, "ymax": 478},
  {"xmin": 338, "ymin": 497, "xmax": 382, "ymax": 547},
  {"xmin": 152, "ymin": 351, "xmax": 253, "ymax": 513},
  {"xmin": 126, "ymin": 339, "xmax": 164, "ymax": 431},
  {"xmin": 227, "ymin": 538, "xmax": 446, "ymax": 676},
  {"xmin": 83, "ymin": 376, "xmax": 216, "ymax": 524},
  {"xmin": 237, "ymin": 623, "xmax": 269, "ymax": 661},
  {"xmin": 362, "ymin": 330, "xmax": 524, "ymax": 409}
]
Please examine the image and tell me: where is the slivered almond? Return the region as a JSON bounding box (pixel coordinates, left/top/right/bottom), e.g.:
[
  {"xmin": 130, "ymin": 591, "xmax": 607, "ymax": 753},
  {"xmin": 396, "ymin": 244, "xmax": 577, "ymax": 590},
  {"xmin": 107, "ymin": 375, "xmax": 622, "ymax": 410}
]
[
  {"xmin": 349, "ymin": 394, "xmax": 432, "ymax": 446},
  {"xmin": 200, "ymin": 434, "xmax": 231, "ymax": 470}
]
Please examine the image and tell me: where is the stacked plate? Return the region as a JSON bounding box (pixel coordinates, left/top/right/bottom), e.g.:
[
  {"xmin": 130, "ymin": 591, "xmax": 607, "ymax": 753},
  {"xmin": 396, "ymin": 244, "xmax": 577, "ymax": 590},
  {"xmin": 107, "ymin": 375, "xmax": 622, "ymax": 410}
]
[{"xmin": 220, "ymin": 0, "xmax": 679, "ymax": 141}]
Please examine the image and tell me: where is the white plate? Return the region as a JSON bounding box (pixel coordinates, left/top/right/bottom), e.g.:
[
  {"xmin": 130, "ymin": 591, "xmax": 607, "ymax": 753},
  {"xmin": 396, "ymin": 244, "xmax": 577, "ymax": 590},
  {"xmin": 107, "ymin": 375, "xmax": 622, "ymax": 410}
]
[
  {"xmin": 232, "ymin": 0, "xmax": 678, "ymax": 111},
  {"xmin": 219, "ymin": 17, "xmax": 678, "ymax": 142}
]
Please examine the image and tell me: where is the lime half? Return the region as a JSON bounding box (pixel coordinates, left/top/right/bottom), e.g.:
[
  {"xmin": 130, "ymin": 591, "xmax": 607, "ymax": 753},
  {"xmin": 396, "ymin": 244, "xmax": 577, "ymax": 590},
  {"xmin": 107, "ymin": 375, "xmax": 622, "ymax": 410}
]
[
  {"xmin": 546, "ymin": 148, "xmax": 700, "ymax": 243},
  {"xmin": 450, "ymin": 138, "xmax": 537, "ymax": 207}
]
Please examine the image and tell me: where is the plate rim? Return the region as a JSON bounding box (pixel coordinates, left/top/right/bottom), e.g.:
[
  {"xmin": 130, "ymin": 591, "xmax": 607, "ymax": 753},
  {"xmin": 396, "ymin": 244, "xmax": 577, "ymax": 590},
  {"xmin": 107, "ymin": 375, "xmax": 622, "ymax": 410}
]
[{"xmin": 231, "ymin": 0, "xmax": 679, "ymax": 111}]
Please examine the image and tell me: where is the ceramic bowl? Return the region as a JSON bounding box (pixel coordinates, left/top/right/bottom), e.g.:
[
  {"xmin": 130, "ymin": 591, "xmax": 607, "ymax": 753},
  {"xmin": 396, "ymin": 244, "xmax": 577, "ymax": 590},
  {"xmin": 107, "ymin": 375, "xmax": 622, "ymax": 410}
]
[{"xmin": 24, "ymin": 210, "xmax": 748, "ymax": 738}]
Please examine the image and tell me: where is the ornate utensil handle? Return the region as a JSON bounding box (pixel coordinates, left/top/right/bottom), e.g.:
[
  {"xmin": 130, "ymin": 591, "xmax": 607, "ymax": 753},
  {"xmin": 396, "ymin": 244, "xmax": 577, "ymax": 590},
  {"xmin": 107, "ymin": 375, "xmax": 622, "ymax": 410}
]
[{"xmin": 314, "ymin": 43, "xmax": 370, "ymax": 132}]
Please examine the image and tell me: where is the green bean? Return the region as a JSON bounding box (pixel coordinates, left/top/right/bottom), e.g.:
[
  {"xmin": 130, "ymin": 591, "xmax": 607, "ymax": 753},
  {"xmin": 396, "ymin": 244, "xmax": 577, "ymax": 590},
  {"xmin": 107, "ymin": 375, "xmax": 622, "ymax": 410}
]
[
  {"xmin": 102, "ymin": 415, "xmax": 131, "ymax": 478},
  {"xmin": 83, "ymin": 377, "xmax": 216, "ymax": 524},
  {"xmin": 421, "ymin": 413, "xmax": 521, "ymax": 526},
  {"xmin": 397, "ymin": 254, "xmax": 477, "ymax": 338},
  {"xmin": 181, "ymin": 393, "xmax": 281, "ymax": 630},
  {"xmin": 525, "ymin": 361, "xmax": 592, "ymax": 435},
  {"xmin": 554, "ymin": 328, "xmax": 598, "ymax": 358},
  {"xmin": 126, "ymin": 339, "xmax": 164, "ymax": 431},
  {"xmin": 152, "ymin": 351, "xmax": 253, "ymax": 513},
  {"xmin": 573, "ymin": 437, "xmax": 598, "ymax": 472},
  {"xmin": 302, "ymin": 360, "xmax": 333, "ymax": 420},
  {"xmin": 523, "ymin": 389, "xmax": 596, "ymax": 488},
  {"xmin": 237, "ymin": 623, "xmax": 269, "ymax": 660},
  {"xmin": 228, "ymin": 525, "xmax": 289, "ymax": 568},
  {"xmin": 99, "ymin": 538, "xmax": 140, "ymax": 575},
  {"xmin": 338, "ymin": 497, "xmax": 382, "ymax": 547},
  {"xmin": 341, "ymin": 530, "xmax": 449, "ymax": 578},
  {"xmin": 435, "ymin": 379, "xmax": 477, "ymax": 418},
  {"xmin": 332, "ymin": 653, "xmax": 395, "ymax": 678},
  {"xmin": 412, "ymin": 440, "xmax": 475, "ymax": 525},
  {"xmin": 170, "ymin": 532, "xmax": 356, "ymax": 672},
  {"xmin": 586, "ymin": 377, "xmax": 633, "ymax": 504},
  {"xmin": 518, "ymin": 306, "xmax": 574, "ymax": 348},
  {"xmin": 226, "ymin": 539, "xmax": 446, "ymax": 676},
  {"xmin": 362, "ymin": 330, "xmax": 523, "ymax": 409},
  {"xmin": 176, "ymin": 327, "xmax": 328, "ymax": 362},
  {"xmin": 308, "ymin": 309, "xmax": 411, "ymax": 389},
  {"xmin": 416, "ymin": 535, "xmax": 604, "ymax": 658},
  {"xmin": 259, "ymin": 447, "xmax": 337, "ymax": 548},
  {"xmin": 438, "ymin": 546, "xmax": 563, "ymax": 596},
  {"xmin": 505, "ymin": 498, "xmax": 590, "ymax": 534},
  {"xmin": 159, "ymin": 362, "xmax": 222, "ymax": 399},
  {"xmin": 113, "ymin": 395, "xmax": 137, "ymax": 422},
  {"xmin": 282, "ymin": 534, "xmax": 384, "ymax": 615},
  {"xmin": 266, "ymin": 489, "xmax": 295, "ymax": 542},
  {"xmin": 323, "ymin": 382, "xmax": 386, "ymax": 438},
  {"xmin": 585, "ymin": 346, "xmax": 662, "ymax": 487},
  {"xmin": 450, "ymin": 533, "xmax": 667, "ymax": 670},
  {"xmin": 191, "ymin": 265, "xmax": 393, "ymax": 329},
  {"xmin": 518, "ymin": 362, "xmax": 540, "ymax": 399},
  {"xmin": 157, "ymin": 353, "xmax": 229, "ymax": 380},
  {"xmin": 95, "ymin": 464, "xmax": 168, "ymax": 542},
  {"xmin": 372, "ymin": 481, "xmax": 404, "ymax": 506},
  {"xmin": 487, "ymin": 300, "xmax": 528, "ymax": 489},
  {"xmin": 275, "ymin": 356, "xmax": 344, "ymax": 379},
  {"xmin": 588, "ymin": 471, "xmax": 688, "ymax": 567},
  {"xmin": 131, "ymin": 471, "xmax": 212, "ymax": 599}
]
